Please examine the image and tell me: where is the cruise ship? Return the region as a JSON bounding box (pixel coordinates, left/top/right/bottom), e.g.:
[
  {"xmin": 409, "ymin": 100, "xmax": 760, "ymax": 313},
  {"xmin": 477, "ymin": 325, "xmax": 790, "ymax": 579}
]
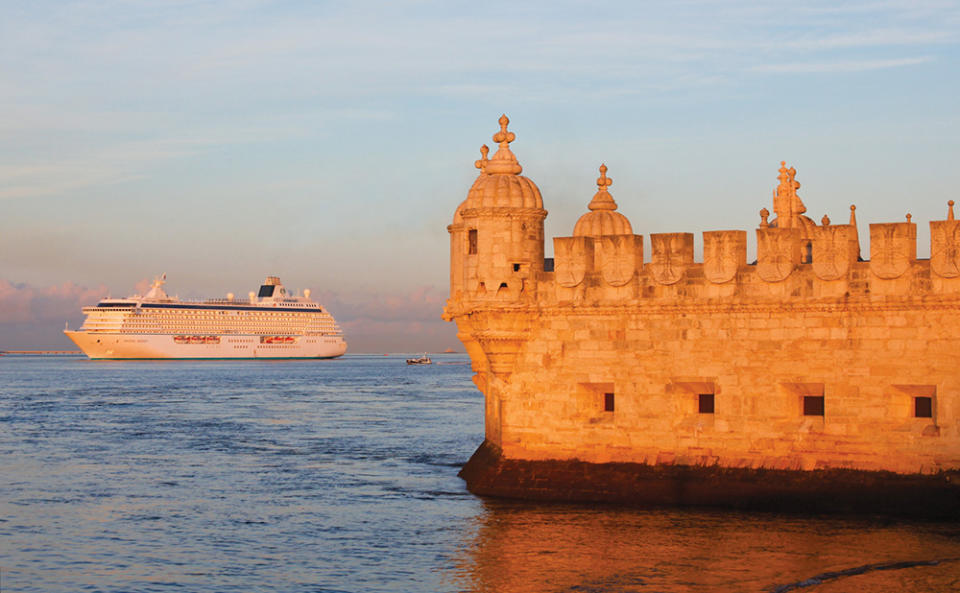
[{"xmin": 65, "ymin": 275, "xmax": 347, "ymax": 359}]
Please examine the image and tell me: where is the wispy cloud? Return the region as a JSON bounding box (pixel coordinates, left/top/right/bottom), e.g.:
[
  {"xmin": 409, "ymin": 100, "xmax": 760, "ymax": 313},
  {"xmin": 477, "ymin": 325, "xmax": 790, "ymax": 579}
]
[
  {"xmin": 778, "ymin": 30, "xmax": 956, "ymax": 51},
  {"xmin": 749, "ymin": 56, "xmax": 933, "ymax": 73},
  {"xmin": 0, "ymin": 108, "xmax": 398, "ymax": 200},
  {"xmin": 315, "ymin": 286, "xmax": 455, "ymax": 352},
  {"xmin": 0, "ymin": 280, "xmax": 108, "ymax": 325}
]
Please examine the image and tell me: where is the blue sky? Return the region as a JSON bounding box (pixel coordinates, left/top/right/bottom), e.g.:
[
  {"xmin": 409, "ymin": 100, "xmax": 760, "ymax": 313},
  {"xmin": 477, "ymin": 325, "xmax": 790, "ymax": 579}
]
[{"xmin": 2, "ymin": 0, "xmax": 959, "ymax": 351}]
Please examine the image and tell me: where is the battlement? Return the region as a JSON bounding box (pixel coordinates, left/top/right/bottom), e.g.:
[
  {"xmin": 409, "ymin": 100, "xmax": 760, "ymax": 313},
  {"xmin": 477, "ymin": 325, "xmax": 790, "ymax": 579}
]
[{"xmin": 541, "ymin": 210, "xmax": 960, "ymax": 306}]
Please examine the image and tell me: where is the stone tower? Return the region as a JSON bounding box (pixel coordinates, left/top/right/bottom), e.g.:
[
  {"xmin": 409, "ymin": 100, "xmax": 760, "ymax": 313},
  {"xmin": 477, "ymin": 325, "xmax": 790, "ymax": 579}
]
[
  {"xmin": 448, "ymin": 115, "xmax": 546, "ymax": 303},
  {"xmin": 446, "ymin": 115, "xmax": 547, "ymax": 445}
]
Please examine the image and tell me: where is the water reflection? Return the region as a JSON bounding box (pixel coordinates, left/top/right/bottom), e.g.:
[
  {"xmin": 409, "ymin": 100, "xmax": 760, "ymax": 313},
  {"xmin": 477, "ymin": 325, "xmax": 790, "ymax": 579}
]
[{"xmin": 459, "ymin": 500, "xmax": 960, "ymax": 593}]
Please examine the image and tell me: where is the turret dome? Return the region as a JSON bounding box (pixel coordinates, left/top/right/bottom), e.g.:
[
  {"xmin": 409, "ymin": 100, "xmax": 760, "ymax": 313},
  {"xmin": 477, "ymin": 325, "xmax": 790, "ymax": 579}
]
[
  {"xmin": 573, "ymin": 164, "xmax": 633, "ymax": 237},
  {"xmin": 459, "ymin": 115, "xmax": 544, "ymax": 212}
]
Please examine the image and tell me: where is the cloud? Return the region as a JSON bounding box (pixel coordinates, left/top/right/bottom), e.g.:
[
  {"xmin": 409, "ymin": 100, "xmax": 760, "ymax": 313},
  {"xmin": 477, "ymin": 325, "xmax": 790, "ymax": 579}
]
[
  {"xmin": 778, "ymin": 29, "xmax": 956, "ymax": 51},
  {"xmin": 0, "ymin": 105, "xmax": 400, "ymax": 201},
  {"xmin": 318, "ymin": 286, "xmax": 458, "ymax": 352},
  {"xmin": 0, "ymin": 280, "xmax": 109, "ymax": 325},
  {"xmin": 322, "ymin": 286, "xmax": 448, "ymax": 324},
  {"xmin": 749, "ymin": 56, "xmax": 933, "ymax": 73},
  {"xmin": 0, "ymin": 280, "xmax": 109, "ymax": 349},
  {"xmin": 339, "ymin": 318, "xmax": 458, "ymax": 353}
]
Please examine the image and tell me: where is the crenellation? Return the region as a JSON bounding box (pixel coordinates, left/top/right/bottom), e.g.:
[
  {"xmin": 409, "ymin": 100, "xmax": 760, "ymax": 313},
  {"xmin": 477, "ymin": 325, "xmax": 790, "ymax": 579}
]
[
  {"xmin": 649, "ymin": 232, "xmax": 694, "ymax": 285},
  {"xmin": 870, "ymin": 221, "xmax": 917, "ymax": 280},
  {"xmin": 446, "ymin": 117, "xmax": 960, "ymax": 513},
  {"xmin": 703, "ymin": 230, "xmax": 746, "ymax": 284}
]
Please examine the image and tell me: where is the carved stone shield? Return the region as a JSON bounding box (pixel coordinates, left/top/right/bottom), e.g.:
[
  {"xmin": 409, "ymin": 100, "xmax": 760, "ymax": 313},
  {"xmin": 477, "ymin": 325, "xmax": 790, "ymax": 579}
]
[
  {"xmin": 930, "ymin": 220, "xmax": 960, "ymax": 278},
  {"xmin": 870, "ymin": 223, "xmax": 915, "ymax": 280},
  {"xmin": 757, "ymin": 228, "xmax": 800, "ymax": 282},
  {"xmin": 812, "ymin": 225, "xmax": 855, "ymax": 281},
  {"xmin": 703, "ymin": 231, "xmax": 745, "ymax": 284},
  {"xmin": 649, "ymin": 233, "xmax": 693, "ymax": 285},
  {"xmin": 600, "ymin": 235, "xmax": 641, "ymax": 287},
  {"xmin": 554, "ymin": 236, "xmax": 593, "ymax": 288}
]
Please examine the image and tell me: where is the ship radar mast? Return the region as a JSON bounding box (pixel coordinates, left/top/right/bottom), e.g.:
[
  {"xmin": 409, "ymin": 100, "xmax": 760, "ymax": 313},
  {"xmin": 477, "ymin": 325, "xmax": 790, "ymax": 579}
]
[{"xmin": 143, "ymin": 273, "xmax": 169, "ymax": 300}]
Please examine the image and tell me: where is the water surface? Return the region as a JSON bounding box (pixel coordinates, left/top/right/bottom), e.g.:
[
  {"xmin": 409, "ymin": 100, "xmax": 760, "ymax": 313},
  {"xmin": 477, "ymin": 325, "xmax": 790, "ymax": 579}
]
[{"xmin": 2, "ymin": 355, "xmax": 958, "ymax": 592}]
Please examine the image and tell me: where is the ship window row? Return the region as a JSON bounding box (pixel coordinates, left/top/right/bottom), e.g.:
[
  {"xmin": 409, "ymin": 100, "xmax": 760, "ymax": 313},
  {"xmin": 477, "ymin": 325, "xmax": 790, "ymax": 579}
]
[
  {"xmin": 89, "ymin": 329, "xmax": 341, "ymax": 336},
  {"xmin": 135, "ymin": 313, "xmax": 325, "ymax": 320},
  {"xmin": 113, "ymin": 317, "xmax": 331, "ymax": 324},
  {"xmin": 111, "ymin": 324, "xmax": 336, "ymax": 330},
  {"xmin": 98, "ymin": 323, "xmax": 335, "ymax": 329},
  {"xmin": 101, "ymin": 309, "xmax": 330, "ymax": 319},
  {"xmin": 82, "ymin": 314, "xmax": 330, "ymax": 324},
  {"xmin": 123, "ymin": 316, "xmax": 330, "ymax": 321},
  {"xmin": 85, "ymin": 316, "xmax": 337, "ymax": 332}
]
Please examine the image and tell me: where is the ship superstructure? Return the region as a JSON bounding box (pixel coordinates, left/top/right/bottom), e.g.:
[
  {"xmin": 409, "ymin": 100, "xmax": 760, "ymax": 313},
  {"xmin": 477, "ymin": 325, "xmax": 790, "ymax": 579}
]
[{"xmin": 65, "ymin": 275, "xmax": 347, "ymax": 359}]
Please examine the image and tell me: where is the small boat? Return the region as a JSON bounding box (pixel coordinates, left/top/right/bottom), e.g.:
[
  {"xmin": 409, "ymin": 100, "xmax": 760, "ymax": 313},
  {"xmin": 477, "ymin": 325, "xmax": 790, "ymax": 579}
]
[{"xmin": 406, "ymin": 354, "xmax": 432, "ymax": 365}]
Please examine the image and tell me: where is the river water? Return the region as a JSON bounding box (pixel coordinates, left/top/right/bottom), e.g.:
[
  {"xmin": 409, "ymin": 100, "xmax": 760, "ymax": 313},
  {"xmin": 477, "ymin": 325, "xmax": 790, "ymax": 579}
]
[{"xmin": 2, "ymin": 355, "xmax": 958, "ymax": 592}]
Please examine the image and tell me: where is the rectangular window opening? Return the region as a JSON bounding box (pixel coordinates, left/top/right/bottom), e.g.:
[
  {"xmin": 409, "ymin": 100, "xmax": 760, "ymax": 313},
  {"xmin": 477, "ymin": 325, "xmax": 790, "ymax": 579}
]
[
  {"xmin": 803, "ymin": 396, "xmax": 825, "ymax": 416},
  {"xmin": 698, "ymin": 393, "xmax": 715, "ymax": 414},
  {"xmin": 915, "ymin": 396, "xmax": 933, "ymax": 418},
  {"xmin": 604, "ymin": 393, "xmax": 615, "ymax": 412},
  {"xmin": 513, "ymin": 263, "xmax": 521, "ymax": 272},
  {"xmin": 468, "ymin": 229, "xmax": 478, "ymax": 255}
]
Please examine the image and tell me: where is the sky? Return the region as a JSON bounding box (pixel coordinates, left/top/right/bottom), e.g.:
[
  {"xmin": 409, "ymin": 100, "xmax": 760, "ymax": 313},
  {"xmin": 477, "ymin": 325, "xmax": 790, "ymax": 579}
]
[{"xmin": 2, "ymin": 0, "xmax": 959, "ymax": 351}]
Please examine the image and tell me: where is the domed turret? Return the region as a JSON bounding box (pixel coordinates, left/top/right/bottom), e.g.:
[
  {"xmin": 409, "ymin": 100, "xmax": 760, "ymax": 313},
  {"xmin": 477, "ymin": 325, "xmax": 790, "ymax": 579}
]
[
  {"xmin": 448, "ymin": 115, "xmax": 548, "ymax": 302},
  {"xmin": 573, "ymin": 164, "xmax": 633, "ymax": 238},
  {"xmin": 459, "ymin": 118, "xmax": 544, "ymax": 211}
]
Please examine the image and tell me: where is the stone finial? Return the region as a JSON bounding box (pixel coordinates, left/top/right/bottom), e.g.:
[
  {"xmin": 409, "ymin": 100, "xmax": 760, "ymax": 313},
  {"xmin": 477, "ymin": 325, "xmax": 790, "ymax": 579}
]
[
  {"xmin": 949, "ymin": 200, "xmax": 955, "ymax": 221},
  {"xmin": 587, "ymin": 164, "xmax": 618, "ymax": 212},
  {"xmin": 906, "ymin": 213, "xmax": 912, "ymax": 223},
  {"xmin": 493, "ymin": 114, "xmax": 515, "ymax": 145},
  {"xmin": 597, "ymin": 164, "xmax": 612, "ymax": 191},
  {"xmin": 821, "ymin": 214, "xmax": 831, "ymax": 227},
  {"xmin": 760, "ymin": 208, "xmax": 770, "ymax": 228},
  {"xmin": 777, "ymin": 161, "xmax": 790, "ymax": 190},
  {"xmin": 773, "ymin": 161, "xmax": 806, "ymax": 229},
  {"xmin": 850, "ymin": 204, "xmax": 862, "ymax": 260},
  {"xmin": 485, "ymin": 114, "xmax": 523, "ymax": 175},
  {"xmin": 474, "ymin": 144, "xmax": 489, "ymax": 172}
]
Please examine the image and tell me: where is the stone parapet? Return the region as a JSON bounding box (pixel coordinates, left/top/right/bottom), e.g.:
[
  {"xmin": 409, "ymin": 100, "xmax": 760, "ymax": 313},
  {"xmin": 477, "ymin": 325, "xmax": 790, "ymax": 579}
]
[{"xmin": 541, "ymin": 225, "xmax": 960, "ymax": 307}]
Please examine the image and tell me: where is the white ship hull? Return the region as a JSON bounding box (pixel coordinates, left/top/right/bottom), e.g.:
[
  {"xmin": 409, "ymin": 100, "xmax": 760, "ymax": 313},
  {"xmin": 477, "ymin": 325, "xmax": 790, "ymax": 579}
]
[{"xmin": 65, "ymin": 331, "xmax": 347, "ymax": 360}]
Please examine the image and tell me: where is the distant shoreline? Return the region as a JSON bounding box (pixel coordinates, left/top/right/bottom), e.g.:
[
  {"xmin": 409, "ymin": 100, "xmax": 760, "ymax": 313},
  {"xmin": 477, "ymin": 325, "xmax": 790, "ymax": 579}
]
[
  {"xmin": 0, "ymin": 350, "xmax": 462, "ymax": 356},
  {"xmin": 1, "ymin": 350, "xmax": 84, "ymax": 355}
]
